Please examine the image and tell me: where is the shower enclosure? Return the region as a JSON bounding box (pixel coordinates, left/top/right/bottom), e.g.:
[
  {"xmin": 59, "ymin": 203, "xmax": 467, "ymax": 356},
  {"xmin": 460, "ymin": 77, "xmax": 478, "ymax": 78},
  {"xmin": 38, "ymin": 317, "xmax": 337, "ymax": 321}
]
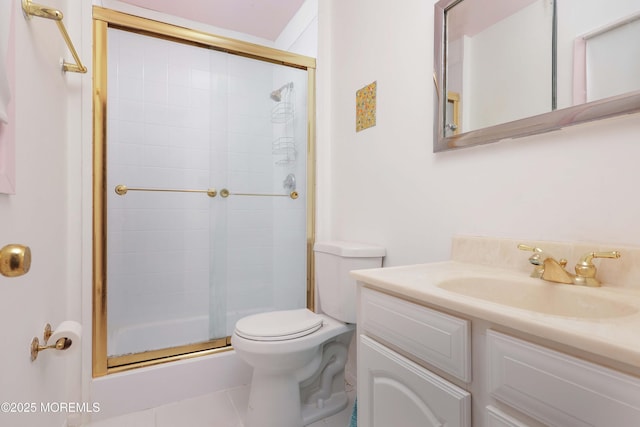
[{"xmin": 92, "ymin": 8, "xmax": 316, "ymax": 375}]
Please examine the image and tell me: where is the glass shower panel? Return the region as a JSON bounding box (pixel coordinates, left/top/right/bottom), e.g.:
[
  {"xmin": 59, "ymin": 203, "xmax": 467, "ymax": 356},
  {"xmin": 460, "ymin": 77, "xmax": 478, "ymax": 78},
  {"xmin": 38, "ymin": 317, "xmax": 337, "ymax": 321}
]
[
  {"xmin": 105, "ymin": 28, "xmax": 308, "ymax": 358},
  {"xmin": 220, "ymin": 55, "xmax": 308, "ymax": 336}
]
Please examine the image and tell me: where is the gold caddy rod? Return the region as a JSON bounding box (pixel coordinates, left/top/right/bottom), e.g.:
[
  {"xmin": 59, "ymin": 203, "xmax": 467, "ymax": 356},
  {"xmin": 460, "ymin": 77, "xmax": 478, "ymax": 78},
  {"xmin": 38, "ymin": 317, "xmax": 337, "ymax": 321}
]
[{"xmin": 22, "ymin": 0, "xmax": 87, "ymax": 73}]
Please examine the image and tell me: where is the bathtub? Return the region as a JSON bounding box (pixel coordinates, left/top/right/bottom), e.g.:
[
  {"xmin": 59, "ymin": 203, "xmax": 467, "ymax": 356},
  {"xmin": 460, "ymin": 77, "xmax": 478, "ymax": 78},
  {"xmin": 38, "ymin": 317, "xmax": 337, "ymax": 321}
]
[
  {"xmin": 92, "ymin": 316, "xmax": 252, "ymax": 421},
  {"xmin": 108, "ymin": 315, "xmax": 212, "ymax": 355}
]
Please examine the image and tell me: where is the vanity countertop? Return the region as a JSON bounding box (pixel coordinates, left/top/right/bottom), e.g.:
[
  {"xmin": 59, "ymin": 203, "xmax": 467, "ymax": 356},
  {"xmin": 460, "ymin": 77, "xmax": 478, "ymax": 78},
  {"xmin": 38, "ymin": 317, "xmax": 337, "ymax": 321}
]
[{"xmin": 351, "ymin": 261, "xmax": 640, "ymax": 370}]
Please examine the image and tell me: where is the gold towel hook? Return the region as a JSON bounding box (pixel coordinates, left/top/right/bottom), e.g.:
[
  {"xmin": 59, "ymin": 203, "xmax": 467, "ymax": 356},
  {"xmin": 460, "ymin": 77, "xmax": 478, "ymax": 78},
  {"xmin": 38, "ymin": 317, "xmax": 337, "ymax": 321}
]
[{"xmin": 21, "ymin": 0, "xmax": 87, "ymax": 73}]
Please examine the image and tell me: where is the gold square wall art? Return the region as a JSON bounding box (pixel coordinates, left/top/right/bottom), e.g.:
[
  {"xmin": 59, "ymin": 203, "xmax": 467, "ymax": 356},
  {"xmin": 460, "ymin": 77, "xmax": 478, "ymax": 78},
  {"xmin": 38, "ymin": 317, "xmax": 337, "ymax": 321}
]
[{"xmin": 356, "ymin": 81, "xmax": 377, "ymax": 132}]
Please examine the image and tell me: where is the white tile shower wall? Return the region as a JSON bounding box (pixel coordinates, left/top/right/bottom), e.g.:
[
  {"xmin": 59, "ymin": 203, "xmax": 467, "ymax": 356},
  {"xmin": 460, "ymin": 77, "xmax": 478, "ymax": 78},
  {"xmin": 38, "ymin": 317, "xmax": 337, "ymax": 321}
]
[
  {"xmin": 224, "ymin": 55, "xmax": 278, "ymax": 332},
  {"xmin": 208, "ymin": 49, "xmax": 231, "ymax": 338},
  {"xmin": 271, "ymin": 68, "xmax": 309, "ymax": 312},
  {"xmin": 106, "ymin": 28, "xmax": 309, "ymax": 349},
  {"xmin": 107, "ymin": 29, "xmax": 213, "ymax": 353}
]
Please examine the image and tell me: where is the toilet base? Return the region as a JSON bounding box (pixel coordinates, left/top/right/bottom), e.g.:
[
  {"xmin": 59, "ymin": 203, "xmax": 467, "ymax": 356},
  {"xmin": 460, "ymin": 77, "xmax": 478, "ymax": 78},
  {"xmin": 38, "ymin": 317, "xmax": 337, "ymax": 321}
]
[
  {"xmin": 245, "ymin": 371, "xmax": 303, "ymax": 427},
  {"xmin": 244, "ymin": 373, "xmax": 349, "ymax": 427},
  {"xmin": 301, "ymin": 390, "xmax": 349, "ymax": 426},
  {"xmin": 234, "ymin": 315, "xmax": 354, "ymax": 427},
  {"xmin": 241, "ymin": 328, "xmax": 354, "ymax": 427}
]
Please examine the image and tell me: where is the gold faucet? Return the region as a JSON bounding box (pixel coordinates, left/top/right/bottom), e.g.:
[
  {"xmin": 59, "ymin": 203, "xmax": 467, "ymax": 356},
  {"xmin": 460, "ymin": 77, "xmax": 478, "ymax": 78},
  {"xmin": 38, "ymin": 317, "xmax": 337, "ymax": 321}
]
[{"xmin": 518, "ymin": 244, "xmax": 621, "ymax": 287}]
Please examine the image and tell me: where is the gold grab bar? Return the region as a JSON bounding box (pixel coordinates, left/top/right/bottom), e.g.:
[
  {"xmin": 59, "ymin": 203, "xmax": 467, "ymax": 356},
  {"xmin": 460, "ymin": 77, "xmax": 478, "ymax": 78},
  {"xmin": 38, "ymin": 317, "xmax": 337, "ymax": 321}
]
[
  {"xmin": 219, "ymin": 188, "xmax": 298, "ymax": 199},
  {"xmin": 115, "ymin": 185, "xmax": 218, "ymax": 198},
  {"xmin": 22, "ymin": 0, "xmax": 87, "ymax": 73}
]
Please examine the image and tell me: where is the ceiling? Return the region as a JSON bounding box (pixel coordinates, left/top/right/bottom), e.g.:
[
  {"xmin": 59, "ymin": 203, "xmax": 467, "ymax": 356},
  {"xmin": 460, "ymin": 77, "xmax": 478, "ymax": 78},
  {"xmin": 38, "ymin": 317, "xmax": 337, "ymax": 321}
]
[{"xmin": 118, "ymin": 0, "xmax": 307, "ymax": 41}]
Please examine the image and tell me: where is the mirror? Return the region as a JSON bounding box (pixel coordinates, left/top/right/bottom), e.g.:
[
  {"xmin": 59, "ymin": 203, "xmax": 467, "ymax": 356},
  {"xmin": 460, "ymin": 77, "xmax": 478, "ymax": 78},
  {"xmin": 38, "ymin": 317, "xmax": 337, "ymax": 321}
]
[{"xmin": 434, "ymin": 0, "xmax": 640, "ymax": 151}]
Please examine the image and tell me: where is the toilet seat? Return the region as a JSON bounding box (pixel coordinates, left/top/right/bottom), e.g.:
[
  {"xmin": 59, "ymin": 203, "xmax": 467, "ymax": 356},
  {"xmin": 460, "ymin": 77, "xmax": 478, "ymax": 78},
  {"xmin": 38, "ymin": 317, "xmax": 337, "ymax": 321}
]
[{"xmin": 234, "ymin": 309, "xmax": 323, "ymax": 341}]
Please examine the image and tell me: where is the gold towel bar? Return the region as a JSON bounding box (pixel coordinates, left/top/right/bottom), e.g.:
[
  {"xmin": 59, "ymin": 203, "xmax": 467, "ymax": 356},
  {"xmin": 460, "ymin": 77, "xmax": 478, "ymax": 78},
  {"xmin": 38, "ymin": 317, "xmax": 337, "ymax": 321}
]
[
  {"xmin": 114, "ymin": 185, "xmax": 299, "ymax": 200},
  {"xmin": 220, "ymin": 188, "xmax": 298, "ymax": 199},
  {"xmin": 22, "ymin": 0, "xmax": 87, "ymax": 73},
  {"xmin": 115, "ymin": 185, "xmax": 218, "ymax": 197}
]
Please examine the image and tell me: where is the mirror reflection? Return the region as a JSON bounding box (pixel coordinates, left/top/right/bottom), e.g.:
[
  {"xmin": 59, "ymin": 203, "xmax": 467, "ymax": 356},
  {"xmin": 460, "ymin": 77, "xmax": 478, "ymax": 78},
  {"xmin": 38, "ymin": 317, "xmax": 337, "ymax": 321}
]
[
  {"xmin": 436, "ymin": 0, "xmax": 640, "ymax": 150},
  {"xmin": 562, "ymin": 7, "xmax": 640, "ymax": 106},
  {"xmin": 445, "ymin": 0, "xmax": 554, "ymax": 135}
]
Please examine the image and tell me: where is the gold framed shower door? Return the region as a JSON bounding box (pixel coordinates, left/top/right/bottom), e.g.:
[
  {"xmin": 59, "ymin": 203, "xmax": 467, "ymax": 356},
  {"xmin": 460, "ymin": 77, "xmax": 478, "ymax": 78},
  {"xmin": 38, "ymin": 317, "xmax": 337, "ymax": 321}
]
[{"xmin": 92, "ymin": 7, "xmax": 317, "ymax": 377}]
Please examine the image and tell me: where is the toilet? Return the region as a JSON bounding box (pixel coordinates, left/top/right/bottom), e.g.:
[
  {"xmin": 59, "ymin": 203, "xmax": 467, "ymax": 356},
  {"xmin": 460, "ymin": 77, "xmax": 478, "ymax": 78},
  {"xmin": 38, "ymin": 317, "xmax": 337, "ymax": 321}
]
[{"xmin": 232, "ymin": 241, "xmax": 385, "ymax": 427}]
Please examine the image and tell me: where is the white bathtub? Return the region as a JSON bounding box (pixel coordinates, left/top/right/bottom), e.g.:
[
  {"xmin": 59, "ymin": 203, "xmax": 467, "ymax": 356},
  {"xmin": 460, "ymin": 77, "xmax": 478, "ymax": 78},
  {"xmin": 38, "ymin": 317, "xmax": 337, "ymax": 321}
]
[
  {"xmin": 108, "ymin": 315, "xmax": 212, "ymax": 355},
  {"xmin": 92, "ymin": 316, "xmax": 252, "ymax": 421}
]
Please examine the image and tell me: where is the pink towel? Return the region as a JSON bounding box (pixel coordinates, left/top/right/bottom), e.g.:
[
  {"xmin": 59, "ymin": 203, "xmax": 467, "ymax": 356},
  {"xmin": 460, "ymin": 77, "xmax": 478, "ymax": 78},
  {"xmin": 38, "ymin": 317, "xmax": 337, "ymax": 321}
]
[{"xmin": 0, "ymin": 0, "xmax": 13, "ymax": 124}]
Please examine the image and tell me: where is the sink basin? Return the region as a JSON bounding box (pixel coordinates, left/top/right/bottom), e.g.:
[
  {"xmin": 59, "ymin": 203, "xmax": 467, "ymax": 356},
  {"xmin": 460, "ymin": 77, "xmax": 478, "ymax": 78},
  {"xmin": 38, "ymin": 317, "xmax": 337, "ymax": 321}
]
[{"xmin": 438, "ymin": 276, "xmax": 638, "ymax": 319}]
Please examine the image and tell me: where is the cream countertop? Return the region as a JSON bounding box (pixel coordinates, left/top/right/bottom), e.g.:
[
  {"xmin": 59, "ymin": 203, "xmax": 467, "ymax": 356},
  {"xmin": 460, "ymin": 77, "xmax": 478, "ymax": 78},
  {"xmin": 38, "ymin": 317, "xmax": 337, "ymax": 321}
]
[{"xmin": 351, "ymin": 261, "xmax": 640, "ymax": 370}]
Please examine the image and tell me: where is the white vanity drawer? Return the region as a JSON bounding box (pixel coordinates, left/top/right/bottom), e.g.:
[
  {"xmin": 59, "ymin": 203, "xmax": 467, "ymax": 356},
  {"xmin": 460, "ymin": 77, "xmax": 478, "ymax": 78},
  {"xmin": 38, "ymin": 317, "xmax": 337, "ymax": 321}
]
[
  {"xmin": 360, "ymin": 286, "xmax": 471, "ymax": 382},
  {"xmin": 487, "ymin": 330, "xmax": 640, "ymax": 427}
]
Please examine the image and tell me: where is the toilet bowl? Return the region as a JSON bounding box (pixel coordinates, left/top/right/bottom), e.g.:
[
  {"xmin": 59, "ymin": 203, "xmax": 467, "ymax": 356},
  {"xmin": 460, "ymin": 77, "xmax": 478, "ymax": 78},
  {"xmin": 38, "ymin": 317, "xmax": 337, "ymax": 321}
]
[
  {"xmin": 233, "ymin": 311, "xmax": 354, "ymax": 427},
  {"xmin": 231, "ymin": 241, "xmax": 385, "ymax": 427}
]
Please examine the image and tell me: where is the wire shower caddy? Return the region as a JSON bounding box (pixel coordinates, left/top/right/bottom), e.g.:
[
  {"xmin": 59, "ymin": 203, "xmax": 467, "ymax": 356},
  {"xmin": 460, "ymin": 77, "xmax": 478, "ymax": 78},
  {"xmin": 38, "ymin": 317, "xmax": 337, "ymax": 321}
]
[{"xmin": 271, "ymin": 82, "xmax": 297, "ymax": 166}]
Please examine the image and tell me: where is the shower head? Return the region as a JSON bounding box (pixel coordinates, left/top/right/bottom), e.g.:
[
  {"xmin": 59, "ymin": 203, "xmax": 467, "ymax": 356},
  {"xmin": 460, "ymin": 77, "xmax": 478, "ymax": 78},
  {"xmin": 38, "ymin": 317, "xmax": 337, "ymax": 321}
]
[{"xmin": 270, "ymin": 82, "xmax": 293, "ymax": 102}]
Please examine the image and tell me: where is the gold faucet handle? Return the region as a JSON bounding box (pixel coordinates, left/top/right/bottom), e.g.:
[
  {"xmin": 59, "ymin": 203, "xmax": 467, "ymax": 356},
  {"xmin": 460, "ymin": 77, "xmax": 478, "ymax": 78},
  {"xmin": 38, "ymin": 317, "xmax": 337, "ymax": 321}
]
[
  {"xmin": 518, "ymin": 244, "xmax": 548, "ymax": 278},
  {"xmin": 517, "ymin": 244, "xmax": 547, "ymax": 265},
  {"xmin": 593, "ymin": 251, "xmax": 621, "ymax": 260},
  {"xmin": 517, "ymin": 244, "xmax": 543, "ymax": 253},
  {"xmin": 575, "ymin": 251, "xmax": 621, "ymax": 284},
  {"xmin": 577, "ymin": 251, "xmax": 621, "ymax": 266}
]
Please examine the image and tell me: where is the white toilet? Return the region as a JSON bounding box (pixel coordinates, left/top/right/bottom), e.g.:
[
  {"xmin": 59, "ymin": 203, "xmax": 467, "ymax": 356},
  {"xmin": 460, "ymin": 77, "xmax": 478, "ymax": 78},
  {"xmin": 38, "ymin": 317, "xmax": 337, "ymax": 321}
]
[{"xmin": 232, "ymin": 241, "xmax": 385, "ymax": 427}]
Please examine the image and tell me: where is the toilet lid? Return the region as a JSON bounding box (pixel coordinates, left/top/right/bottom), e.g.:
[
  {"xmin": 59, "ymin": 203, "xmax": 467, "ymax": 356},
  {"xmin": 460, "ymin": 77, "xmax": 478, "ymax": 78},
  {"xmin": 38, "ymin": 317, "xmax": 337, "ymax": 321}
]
[{"xmin": 234, "ymin": 309, "xmax": 323, "ymax": 341}]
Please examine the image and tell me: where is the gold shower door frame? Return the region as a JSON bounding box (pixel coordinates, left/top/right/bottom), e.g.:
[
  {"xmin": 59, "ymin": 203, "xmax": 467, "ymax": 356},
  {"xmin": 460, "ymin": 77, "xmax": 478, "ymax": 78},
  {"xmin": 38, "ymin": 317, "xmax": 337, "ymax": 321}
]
[{"xmin": 92, "ymin": 7, "xmax": 317, "ymax": 377}]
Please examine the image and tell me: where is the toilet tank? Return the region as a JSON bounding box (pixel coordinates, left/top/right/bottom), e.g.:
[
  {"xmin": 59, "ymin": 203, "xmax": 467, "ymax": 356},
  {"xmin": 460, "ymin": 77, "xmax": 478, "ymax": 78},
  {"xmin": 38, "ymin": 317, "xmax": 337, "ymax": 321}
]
[{"xmin": 314, "ymin": 241, "xmax": 385, "ymax": 323}]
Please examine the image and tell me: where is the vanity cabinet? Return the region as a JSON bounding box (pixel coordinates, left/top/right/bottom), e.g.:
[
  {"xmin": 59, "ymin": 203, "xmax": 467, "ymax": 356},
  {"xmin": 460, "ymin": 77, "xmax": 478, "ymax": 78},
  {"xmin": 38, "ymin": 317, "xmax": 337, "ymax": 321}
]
[
  {"xmin": 487, "ymin": 330, "xmax": 640, "ymax": 427},
  {"xmin": 357, "ymin": 285, "xmax": 640, "ymax": 427},
  {"xmin": 359, "ymin": 335, "xmax": 470, "ymax": 427},
  {"xmin": 357, "ymin": 287, "xmax": 471, "ymax": 427}
]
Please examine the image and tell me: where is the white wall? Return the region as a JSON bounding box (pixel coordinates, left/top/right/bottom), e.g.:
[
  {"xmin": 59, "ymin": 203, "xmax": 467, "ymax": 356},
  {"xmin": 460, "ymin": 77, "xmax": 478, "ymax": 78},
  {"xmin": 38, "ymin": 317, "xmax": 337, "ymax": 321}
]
[
  {"xmin": 317, "ymin": 0, "xmax": 640, "ymax": 267},
  {"xmin": 275, "ymin": 0, "xmax": 318, "ymax": 55},
  {"xmin": 0, "ymin": 0, "xmax": 84, "ymax": 426}
]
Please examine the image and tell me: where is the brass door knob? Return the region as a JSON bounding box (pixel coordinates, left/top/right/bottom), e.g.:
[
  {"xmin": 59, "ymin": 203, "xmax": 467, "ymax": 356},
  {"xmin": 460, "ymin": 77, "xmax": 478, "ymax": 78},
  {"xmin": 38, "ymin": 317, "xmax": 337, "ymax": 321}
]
[{"xmin": 0, "ymin": 244, "xmax": 31, "ymax": 277}]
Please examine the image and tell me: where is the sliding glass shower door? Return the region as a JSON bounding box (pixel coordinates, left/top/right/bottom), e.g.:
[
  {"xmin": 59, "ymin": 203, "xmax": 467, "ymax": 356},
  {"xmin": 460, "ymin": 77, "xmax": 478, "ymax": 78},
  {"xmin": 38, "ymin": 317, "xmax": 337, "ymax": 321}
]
[{"xmin": 103, "ymin": 26, "xmax": 309, "ymax": 362}]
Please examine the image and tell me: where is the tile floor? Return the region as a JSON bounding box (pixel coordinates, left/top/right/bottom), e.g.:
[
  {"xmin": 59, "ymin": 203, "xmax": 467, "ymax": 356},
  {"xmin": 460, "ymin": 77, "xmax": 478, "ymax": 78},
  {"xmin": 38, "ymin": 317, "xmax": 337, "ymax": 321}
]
[{"xmin": 87, "ymin": 383, "xmax": 356, "ymax": 427}]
